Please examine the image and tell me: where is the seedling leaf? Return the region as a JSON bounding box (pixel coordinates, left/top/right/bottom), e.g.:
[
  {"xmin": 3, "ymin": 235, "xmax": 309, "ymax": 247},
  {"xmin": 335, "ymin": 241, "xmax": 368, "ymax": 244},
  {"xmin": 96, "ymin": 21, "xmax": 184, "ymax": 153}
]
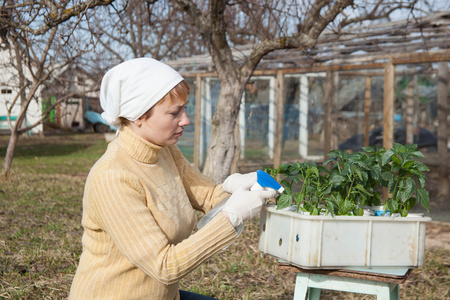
[
  {"xmin": 277, "ymin": 194, "xmax": 293, "ymax": 210},
  {"xmin": 382, "ymin": 149, "xmax": 395, "ymax": 165},
  {"xmin": 416, "ymin": 188, "xmax": 430, "ymax": 212}
]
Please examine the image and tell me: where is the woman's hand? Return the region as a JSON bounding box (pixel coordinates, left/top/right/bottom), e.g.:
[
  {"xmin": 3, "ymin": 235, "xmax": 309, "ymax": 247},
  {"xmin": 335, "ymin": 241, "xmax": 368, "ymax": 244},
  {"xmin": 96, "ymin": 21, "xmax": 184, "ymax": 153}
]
[
  {"xmin": 222, "ymin": 172, "xmax": 257, "ymax": 193},
  {"xmin": 222, "ymin": 185, "xmax": 277, "ymax": 227}
]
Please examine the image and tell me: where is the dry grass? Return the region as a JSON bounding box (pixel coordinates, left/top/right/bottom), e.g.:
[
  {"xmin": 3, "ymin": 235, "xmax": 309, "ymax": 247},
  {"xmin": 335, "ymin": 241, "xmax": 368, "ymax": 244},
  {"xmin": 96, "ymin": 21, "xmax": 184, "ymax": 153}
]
[
  {"xmin": 0, "ymin": 133, "xmax": 448, "ymax": 299},
  {"xmin": 0, "ymin": 172, "xmax": 84, "ymax": 299}
]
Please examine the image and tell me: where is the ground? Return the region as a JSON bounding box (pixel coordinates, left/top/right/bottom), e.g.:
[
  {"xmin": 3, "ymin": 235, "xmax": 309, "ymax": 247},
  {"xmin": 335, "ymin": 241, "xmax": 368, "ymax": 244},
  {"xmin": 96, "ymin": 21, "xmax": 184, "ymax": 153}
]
[
  {"xmin": 418, "ymin": 167, "xmax": 450, "ymax": 250},
  {"xmin": 406, "ymin": 152, "xmax": 450, "ymax": 250},
  {"xmin": 426, "ymin": 221, "xmax": 450, "ymax": 250}
]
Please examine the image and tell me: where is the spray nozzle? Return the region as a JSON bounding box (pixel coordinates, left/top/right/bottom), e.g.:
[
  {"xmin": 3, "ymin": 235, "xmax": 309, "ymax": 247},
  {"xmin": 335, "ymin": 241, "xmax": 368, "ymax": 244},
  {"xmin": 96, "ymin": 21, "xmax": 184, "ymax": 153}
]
[{"xmin": 250, "ymin": 170, "xmax": 284, "ymax": 193}]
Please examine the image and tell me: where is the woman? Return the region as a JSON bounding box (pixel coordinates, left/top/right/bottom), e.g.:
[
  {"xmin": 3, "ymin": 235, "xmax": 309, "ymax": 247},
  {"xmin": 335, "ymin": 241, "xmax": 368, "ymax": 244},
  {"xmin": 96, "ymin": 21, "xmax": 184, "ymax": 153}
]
[{"xmin": 69, "ymin": 58, "xmax": 276, "ymax": 300}]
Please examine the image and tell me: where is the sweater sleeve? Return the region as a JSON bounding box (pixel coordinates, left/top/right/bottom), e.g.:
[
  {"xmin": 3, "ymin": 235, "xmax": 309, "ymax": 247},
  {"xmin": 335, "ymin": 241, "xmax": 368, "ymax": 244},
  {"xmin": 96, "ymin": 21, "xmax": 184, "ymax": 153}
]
[
  {"xmin": 89, "ymin": 170, "xmax": 237, "ymax": 285},
  {"xmin": 168, "ymin": 145, "xmax": 230, "ymax": 213}
]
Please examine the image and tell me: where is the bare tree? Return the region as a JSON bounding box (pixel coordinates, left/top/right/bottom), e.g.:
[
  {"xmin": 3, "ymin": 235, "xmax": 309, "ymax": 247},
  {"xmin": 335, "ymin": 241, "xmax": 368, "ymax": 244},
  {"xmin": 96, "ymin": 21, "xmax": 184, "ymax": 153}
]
[
  {"xmin": 0, "ymin": 1, "xmax": 107, "ymax": 176},
  {"xmin": 170, "ymin": 0, "xmax": 431, "ymax": 183},
  {"xmin": 0, "ymin": 27, "xmax": 82, "ymax": 176}
]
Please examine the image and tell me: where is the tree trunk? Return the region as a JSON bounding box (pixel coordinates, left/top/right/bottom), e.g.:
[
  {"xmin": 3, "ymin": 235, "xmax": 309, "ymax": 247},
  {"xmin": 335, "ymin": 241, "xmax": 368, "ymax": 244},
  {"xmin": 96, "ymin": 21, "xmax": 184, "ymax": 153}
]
[
  {"xmin": 2, "ymin": 130, "xmax": 19, "ymax": 177},
  {"xmin": 2, "ymin": 109, "xmax": 28, "ymax": 176},
  {"xmin": 202, "ymin": 77, "xmax": 246, "ymax": 183},
  {"xmin": 2, "ymin": 42, "xmax": 26, "ymax": 177}
]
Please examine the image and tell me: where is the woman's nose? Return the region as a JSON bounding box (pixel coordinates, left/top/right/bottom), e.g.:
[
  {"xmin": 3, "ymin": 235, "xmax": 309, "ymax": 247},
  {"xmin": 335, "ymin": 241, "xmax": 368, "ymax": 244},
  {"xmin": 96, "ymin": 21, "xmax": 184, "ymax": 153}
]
[{"xmin": 180, "ymin": 111, "xmax": 190, "ymax": 126}]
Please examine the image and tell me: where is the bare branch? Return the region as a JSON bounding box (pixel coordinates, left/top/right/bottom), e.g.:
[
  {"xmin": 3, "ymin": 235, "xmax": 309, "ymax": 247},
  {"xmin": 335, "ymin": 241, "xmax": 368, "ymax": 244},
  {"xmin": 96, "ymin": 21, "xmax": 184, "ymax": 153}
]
[
  {"xmin": 240, "ymin": 0, "xmax": 353, "ymax": 77},
  {"xmin": 0, "ymin": 0, "xmax": 116, "ymax": 35},
  {"xmin": 171, "ymin": 0, "xmax": 209, "ymax": 37}
]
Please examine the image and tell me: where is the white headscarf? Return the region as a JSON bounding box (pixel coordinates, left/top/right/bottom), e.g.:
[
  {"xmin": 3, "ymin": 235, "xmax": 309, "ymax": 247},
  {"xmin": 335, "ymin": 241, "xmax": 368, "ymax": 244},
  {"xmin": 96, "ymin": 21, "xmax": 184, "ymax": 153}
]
[{"xmin": 100, "ymin": 58, "xmax": 184, "ymax": 130}]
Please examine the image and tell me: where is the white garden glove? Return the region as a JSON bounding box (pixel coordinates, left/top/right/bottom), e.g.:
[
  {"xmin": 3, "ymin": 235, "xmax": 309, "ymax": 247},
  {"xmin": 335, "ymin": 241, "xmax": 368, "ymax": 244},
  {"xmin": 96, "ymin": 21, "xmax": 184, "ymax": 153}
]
[
  {"xmin": 222, "ymin": 172, "xmax": 257, "ymax": 193},
  {"xmin": 222, "ymin": 185, "xmax": 277, "ymax": 227}
]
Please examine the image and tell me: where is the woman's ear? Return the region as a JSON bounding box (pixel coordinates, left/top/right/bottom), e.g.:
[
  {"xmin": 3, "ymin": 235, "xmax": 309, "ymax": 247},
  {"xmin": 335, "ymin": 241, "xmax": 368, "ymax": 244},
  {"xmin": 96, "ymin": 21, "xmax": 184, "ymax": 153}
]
[{"xmin": 133, "ymin": 118, "xmax": 143, "ymax": 127}]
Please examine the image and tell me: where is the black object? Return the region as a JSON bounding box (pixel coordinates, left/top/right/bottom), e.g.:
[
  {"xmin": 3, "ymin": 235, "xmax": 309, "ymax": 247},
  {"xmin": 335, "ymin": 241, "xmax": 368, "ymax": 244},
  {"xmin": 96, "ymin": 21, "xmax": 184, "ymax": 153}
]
[{"xmin": 339, "ymin": 126, "xmax": 437, "ymax": 152}]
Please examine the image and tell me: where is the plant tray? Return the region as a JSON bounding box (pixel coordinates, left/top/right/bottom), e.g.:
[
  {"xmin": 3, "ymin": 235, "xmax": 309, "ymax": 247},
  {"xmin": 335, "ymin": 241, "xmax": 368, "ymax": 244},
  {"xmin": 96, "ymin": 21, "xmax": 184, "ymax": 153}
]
[{"xmin": 259, "ymin": 204, "xmax": 431, "ymax": 269}]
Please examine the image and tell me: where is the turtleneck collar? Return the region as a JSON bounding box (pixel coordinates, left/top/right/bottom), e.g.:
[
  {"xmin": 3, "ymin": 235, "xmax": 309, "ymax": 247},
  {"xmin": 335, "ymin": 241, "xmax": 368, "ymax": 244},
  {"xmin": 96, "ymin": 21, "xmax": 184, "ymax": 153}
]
[{"xmin": 116, "ymin": 125, "xmax": 162, "ymax": 164}]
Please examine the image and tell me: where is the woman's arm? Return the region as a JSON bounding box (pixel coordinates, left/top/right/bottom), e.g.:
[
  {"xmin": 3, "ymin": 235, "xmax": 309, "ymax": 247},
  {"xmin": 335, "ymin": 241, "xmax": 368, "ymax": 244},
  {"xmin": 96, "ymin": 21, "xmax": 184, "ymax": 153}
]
[
  {"xmin": 88, "ymin": 170, "xmax": 237, "ymax": 285},
  {"xmin": 168, "ymin": 145, "xmax": 230, "ymax": 213}
]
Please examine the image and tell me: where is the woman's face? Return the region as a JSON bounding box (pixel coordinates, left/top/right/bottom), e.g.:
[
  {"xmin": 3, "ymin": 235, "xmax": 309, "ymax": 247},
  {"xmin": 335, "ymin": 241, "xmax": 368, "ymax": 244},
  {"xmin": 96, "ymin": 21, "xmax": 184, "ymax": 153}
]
[{"xmin": 130, "ymin": 97, "xmax": 190, "ymax": 146}]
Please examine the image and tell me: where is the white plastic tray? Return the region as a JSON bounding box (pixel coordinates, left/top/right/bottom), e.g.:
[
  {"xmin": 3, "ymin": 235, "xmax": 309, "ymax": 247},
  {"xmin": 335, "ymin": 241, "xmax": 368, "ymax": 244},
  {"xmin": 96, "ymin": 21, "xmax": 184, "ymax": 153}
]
[{"xmin": 259, "ymin": 204, "xmax": 431, "ymax": 269}]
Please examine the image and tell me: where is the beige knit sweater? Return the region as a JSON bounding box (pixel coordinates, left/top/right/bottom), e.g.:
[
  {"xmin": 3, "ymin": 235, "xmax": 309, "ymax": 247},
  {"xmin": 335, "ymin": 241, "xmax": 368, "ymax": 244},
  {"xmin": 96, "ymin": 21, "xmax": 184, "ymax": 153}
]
[{"xmin": 69, "ymin": 126, "xmax": 237, "ymax": 300}]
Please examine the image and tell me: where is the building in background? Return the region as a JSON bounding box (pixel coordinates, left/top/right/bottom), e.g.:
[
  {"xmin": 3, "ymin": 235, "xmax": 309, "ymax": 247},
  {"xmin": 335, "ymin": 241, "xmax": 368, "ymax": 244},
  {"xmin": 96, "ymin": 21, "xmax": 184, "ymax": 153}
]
[{"xmin": 0, "ymin": 47, "xmax": 43, "ymax": 135}]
